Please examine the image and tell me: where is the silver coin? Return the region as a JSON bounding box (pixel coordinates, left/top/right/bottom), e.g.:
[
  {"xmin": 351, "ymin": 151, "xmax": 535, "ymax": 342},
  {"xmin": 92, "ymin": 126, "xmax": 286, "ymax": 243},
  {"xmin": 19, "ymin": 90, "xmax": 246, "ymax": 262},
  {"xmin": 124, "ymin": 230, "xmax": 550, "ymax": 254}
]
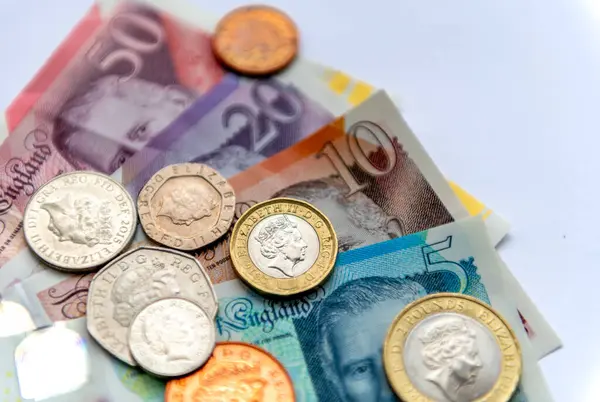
[
  {"xmin": 86, "ymin": 246, "xmax": 217, "ymax": 366},
  {"xmin": 128, "ymin": 297, "xmax": 215, "ymax": 377},
  {"xmin": 23, "ymin": 171, "xmax": 136, "ymax": 272}
]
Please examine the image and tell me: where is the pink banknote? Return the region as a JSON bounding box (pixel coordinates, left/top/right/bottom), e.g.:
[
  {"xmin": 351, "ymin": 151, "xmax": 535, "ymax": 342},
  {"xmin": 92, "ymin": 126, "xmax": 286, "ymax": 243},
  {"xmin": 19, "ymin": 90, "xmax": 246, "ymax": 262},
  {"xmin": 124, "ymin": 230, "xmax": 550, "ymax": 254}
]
[{"xmin": 0, "ymin": 2, "xmax": 225, "ymax": 267}]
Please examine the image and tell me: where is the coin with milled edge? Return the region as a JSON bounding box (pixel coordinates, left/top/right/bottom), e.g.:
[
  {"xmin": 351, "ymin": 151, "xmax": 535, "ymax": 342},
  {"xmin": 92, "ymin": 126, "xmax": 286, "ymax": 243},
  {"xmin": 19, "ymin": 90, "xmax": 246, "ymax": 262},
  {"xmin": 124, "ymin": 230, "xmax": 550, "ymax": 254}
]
[
  {"xmin": 129, "ymin": 297, "xmax": 215, "ymax": 378},
  {"xmin": 86, "ymin": 246, "xmax": 217, "ymax": 366},
  {"xmin": 229, "ymin": 197, "xmax": 337, "ymax": 296},
  {"xmin": 165, "ymin": 342, "xmax": 295, "ymax": 402},
  {"xmin": 212, "ymin": 5, "xmax": 298, "ymax": 75},
  {"xmin": 383, "ymin": 293, "xmax": 522, "ymax": 402},
  {"xmin": 138, "ymin": 163, "xmax": 235, "ymax": 251},
  {"xmin": 23, "ymin": 171, "xmax": 136, "ymax": 272}
]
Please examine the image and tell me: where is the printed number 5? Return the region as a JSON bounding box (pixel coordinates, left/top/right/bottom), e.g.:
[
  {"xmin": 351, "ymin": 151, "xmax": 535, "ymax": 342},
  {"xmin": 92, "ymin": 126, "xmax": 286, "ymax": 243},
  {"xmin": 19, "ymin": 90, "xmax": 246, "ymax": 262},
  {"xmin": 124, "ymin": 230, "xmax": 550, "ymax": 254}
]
[{"xmin": 421, "ymin": 236, "xmax": 468, "ymax": 293}]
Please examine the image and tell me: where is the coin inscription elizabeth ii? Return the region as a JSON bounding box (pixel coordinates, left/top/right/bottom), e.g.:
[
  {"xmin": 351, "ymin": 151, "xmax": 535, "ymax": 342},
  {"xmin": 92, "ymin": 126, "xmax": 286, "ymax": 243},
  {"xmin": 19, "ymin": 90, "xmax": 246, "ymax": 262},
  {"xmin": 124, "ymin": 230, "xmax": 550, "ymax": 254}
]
[
  {"xmin": 229, "ymin": 198, "xmax": 337, "ymax": 296},
  {"xmin": 86, "ymin": 246, "xmax": 217, "ymax": 366},
  {"xmin": 138, "ymin": 163, "xmax": 235, "ymax": 251},
  {"xmin": 129, "ymin": 298, "xmax": 215, "ymax": 378},
  {"xmin": 383, "ymin": 293, "xmax": 522, "ymax": 402},
  {"xmin": 23, "ymin": 171, "xmax": 136, "ymax": 271}
]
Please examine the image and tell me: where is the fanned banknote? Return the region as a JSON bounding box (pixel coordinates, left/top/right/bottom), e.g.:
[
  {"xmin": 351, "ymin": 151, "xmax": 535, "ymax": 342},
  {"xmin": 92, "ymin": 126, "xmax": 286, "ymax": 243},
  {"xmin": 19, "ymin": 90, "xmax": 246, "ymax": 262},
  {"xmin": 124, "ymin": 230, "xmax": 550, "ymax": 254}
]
[
  {"xmin": 0, "ymin": 218, "xmax": 552, "ymax": 401},
  {"xmin": 0, "ymin": 1, "xmax": 345, "ymax": 271}
]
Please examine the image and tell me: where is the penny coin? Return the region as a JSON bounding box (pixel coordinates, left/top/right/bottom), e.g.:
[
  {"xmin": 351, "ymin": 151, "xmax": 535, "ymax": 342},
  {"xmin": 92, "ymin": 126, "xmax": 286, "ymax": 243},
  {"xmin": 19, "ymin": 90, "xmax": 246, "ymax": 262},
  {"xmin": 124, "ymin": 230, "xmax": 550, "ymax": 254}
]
[
  {"xmin": 137, "ymin": 163, "xmax": 235, "ymax": 251},
  {"xmin": 86, "ymin": 246, "xmax": 217, "ymax": 366},
  {"xmin": 229, "ymin": 197, "xmax": 337, "ymax": 296},
  {"xmin": 23, "ymin": 171, "xmax": 136, "ymax": 272},
  {"xmin": 212, "ymin": 5, "xmax": 298, "ymax": 75},
  {"xmin": 165, "ymin": 342, "xmax": 295, "ymax": 402},
  {"xmin": 129, "ymin": 298, "xmax": 215, "ymax": 378},
  {"xmin": 383, "ymin": 293, "xmax": 522, "ymax": 402}
]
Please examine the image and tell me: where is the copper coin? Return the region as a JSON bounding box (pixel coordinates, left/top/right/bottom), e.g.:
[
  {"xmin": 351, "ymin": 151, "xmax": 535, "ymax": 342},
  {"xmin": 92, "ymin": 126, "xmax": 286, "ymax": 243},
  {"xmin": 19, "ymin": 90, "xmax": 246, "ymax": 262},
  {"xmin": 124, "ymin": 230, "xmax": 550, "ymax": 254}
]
[
  {"xmin": 165, "ymin": 342, "xmax": 295, "ymax": 402},
  {"xmin": 212, "ymin": 5, "xmax": 299, "ymax": 75}
]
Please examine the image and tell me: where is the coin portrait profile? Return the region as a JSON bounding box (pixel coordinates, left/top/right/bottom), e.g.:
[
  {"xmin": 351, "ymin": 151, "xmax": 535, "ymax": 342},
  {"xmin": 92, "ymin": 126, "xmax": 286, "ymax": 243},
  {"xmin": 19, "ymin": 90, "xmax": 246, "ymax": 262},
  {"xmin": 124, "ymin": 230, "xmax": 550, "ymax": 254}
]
[
  {"xmin": 249, "ymin": 214, "xmax": 315, "ymax": 279},
  {"xmin": 141, "ymin": 307, "xmax": 200, "ymax": 363},
  {"xmin": 157, "ymin": 186, "xmax": 219, "ymax": 226},
  {"xmin": 110, "ymin": 260, "xmax": 181, "ymax": 327},
  {"xmin": 41, "ymin": 194, "xmax": 113, "ymax": 247},
  {"xmin": 402, "ymin": 313, "xmax": 502, "ymax": 402}
]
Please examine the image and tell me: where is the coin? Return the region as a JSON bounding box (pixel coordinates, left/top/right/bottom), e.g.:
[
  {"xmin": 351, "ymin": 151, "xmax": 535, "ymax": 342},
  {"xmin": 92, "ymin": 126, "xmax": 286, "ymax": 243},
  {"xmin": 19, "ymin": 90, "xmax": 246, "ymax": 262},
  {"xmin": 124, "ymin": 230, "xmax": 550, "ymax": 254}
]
[
  {"xmin": 229, "ymin": 197, "xmax": 337, "ymax": 296},
  {"xmin": 383, "ymin": 293, "xmax": 522, "ymax": 402},
  {"xmin": 129, "ymin": 297, "xmax": 215, "ymax": 378},
  {"xmin": 138, "ymin": 163, "xmax": 235, "ymax": 251},
  {"xmin": 212, "ymin": 5, "xmax": 298, "ymax": 75},
  {"xmin": 165, "ymin": 342, "xmax": 295, "ymax": 402},
  {"xmin": 23, "ymin": 171, "xmax": 136, "ymax": 272},
  {"xmin": 86, "ymin": 246, "xmax": 217, "ymax": 366}
]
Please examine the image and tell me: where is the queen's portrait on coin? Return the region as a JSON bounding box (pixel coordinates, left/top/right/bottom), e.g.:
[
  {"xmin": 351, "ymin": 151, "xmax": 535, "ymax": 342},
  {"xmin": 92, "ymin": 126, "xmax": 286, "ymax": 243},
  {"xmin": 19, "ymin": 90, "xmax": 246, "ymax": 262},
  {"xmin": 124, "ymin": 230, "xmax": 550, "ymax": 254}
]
[
  {"xmin": 316, "ymin": 276, "xmax": 427, "ymax": 402},
  {"xmin": 41, "ymin": 195, "xmax": 113, "ymax": 247},
  {"xmin": 157, "ymin": 187, "xmax": 218, "ymax": 226},
  {"xmin": 254, "ymin": 215, "xmax": 308, "ymax": 278},
  {"xmin": 110, "ymin": 263, "xmax": 181, "ymax": 327},
  {"xmin": 142, "ymin": 310, "xmax": 200, "ymax": 363},
  {"xmin": 419, "ymin": 316, "xmax": 483, "ymax": 402}
]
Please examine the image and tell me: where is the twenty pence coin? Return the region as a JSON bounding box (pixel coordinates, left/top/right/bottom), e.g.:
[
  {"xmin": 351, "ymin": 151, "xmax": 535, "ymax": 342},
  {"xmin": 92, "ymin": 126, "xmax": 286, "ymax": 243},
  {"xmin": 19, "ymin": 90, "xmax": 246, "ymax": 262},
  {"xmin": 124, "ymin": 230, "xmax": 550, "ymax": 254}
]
[
  {"xmin": 129, "ymin": 298, "xmax": 215, "ymax": 378},
  {"xmin": 229, "ymin": 197, "xmax": 337, "ymax": 296},
  {"xmin": 383, "ymin": 293, "xmax": 522, "ymax": 402},
  {"xmin": 137, "ymin": 163, "xmax": 235, "ymax": 251},
  {"xmin": 23, "ymin": 171, "xmax": 136, "ymax": 272},
  {"xmin": 212, "ymin": 5, "xmax": 298, "ymax": 75},
  {"xmin": 86, "ymin": 246, "xmax": 217, "ymax": 366},
  {"xmin": 165, "ymin": 342, "xmax": 295, "ymax": 402}
]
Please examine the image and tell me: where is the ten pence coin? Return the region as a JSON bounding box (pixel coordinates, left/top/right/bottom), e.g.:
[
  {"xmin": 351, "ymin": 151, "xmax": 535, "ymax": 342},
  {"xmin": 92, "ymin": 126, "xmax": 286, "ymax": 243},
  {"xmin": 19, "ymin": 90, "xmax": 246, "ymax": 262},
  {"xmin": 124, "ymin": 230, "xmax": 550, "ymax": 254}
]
[
  {"xmin": 137, "ymin": 163, "xmax": 235, "ymax": 251},
  {"xmin": 229, "ymin": 197, "xmax": 337, "ymax": 296},
  {"xmin": 129, "ymin": 298, "xmax": 215, "ymax": 378},
  {"xmin": 165, "ymin": 342, "xmax": 295, "ymax": 402},
  {"xmin": 86, "ymin": 246, "xmax": 217, "ymax": 366},
  {"xmin": 23, "ymin": 171, "xmax": 136, "ymax": 272},
  {"xmin": 212, "ymin": 5, "xmax": 299, "ymax": 75},
  {"xmin": 383, "ymin": 293, "xmax": 522, "ymax": 402}
]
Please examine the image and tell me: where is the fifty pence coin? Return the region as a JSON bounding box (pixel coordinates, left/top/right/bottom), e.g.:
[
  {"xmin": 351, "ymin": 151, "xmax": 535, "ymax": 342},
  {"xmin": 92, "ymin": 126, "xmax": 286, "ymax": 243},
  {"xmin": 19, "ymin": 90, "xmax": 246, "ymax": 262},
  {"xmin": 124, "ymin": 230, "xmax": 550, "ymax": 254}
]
[
  {"xmin": 86, "ymin": 246, "xmax": 217, "ymax": 366},
  {"xmin": 129, "ymin": 298, "xmax": 215, "ymax": 378},
  {"xmin": 166, "ymin": 342, "xmax": 295, "ymax": 402},
  {"xmin": 137, "ymin": 163, "xmax": 235, "ymax": 251},
  {"xmin": 229, "ymin": 197, "xmax": 337, "ymax": 296},
  {"xmin": 23, "ymin": 171, "xmax": 136, "ymax": 272},
  {"xmin": 383, "ymin": 293, "xmax": 522, "ymax": 402}
]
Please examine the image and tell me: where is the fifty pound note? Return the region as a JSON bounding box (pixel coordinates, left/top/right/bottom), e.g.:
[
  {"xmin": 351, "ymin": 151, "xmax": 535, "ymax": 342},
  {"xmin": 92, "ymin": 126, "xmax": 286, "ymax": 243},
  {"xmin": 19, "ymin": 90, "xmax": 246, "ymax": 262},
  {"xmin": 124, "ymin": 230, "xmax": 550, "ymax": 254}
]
[{"xmin": 214, "ymin": 217, "xmax": 552, "ymax": 402}]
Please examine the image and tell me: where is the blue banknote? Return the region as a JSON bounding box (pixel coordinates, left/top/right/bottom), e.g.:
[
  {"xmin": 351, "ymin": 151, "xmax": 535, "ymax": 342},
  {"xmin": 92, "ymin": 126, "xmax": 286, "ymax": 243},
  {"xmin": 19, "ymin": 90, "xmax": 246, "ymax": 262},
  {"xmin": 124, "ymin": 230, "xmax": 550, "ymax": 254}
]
[{"xmin": 214, "ymin": 217, "xmax": 546, "ymax": 402}]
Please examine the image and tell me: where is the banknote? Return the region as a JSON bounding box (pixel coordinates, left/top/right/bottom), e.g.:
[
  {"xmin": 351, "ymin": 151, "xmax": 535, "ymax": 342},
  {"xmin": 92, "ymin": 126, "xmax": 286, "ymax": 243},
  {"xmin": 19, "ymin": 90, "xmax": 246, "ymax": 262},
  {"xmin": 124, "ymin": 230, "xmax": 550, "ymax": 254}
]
[
  {"xmin": 213, "ymin": 216, "xmax": 552, "ymax": 401},
  {"xmin": 315, "ymin": 65, "xmax": 512, "ymax": 246}
]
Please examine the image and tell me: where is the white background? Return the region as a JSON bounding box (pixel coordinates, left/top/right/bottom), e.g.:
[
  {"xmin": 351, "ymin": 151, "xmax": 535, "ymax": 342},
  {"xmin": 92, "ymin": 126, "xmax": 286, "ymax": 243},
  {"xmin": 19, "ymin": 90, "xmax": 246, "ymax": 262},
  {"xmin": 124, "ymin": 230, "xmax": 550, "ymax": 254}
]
[{"xmin": 0, "ymin": 0, "xmax": 595, "ymax": 400}]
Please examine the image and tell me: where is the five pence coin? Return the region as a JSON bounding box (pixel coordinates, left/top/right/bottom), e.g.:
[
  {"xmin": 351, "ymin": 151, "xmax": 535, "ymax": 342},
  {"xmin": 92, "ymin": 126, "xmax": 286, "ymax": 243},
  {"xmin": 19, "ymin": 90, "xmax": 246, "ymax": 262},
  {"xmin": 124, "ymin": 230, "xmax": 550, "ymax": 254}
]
[
  {"xmin": 23, "ymin": 171, "xmax": 136, "ymax": 272},
  {"xmin": 129, "ymin": 297, "xmax": 216, "ymax": 378}
]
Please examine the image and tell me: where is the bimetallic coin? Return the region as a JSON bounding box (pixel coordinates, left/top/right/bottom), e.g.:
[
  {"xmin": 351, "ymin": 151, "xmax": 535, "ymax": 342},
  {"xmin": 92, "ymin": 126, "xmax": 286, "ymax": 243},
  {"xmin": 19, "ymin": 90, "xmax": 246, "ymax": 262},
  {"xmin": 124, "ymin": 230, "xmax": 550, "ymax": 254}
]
[
  {"xmin": 129, "ymin": 298, "xmax": 215, "ymax": 378},
  {"xmin": 86, "ymin": 246, "xmax": 217, "ymax": 366},
  {"xmin": 383, "ymin": 293, "xmax": 522, "ymax": 402},
  {"xmin": 212, "ymin": 5, "xmax": 298, "ymax": 75},
  {"xmin": 229, "ymin": 198, "xmax": 337, "ymax": 296},
  {"xmin": 138, "ymin": 163, "xmax": 235, "ymax": 250},
  {"xmin": 165, "ymin": 342, "xmax": 295, "ymax": 402},
  {"xmin": 23, "ymin": 171, "xmax": 136, "ymax": 272}
]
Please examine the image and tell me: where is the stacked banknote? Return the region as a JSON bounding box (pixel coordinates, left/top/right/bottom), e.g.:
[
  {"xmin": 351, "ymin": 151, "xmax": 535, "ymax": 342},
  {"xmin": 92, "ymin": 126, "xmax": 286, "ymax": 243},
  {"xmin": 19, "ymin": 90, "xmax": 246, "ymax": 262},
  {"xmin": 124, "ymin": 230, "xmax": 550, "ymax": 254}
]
[{"xmin": 0, "ymin": 0, "xmax": 560, "ymax": 401}]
